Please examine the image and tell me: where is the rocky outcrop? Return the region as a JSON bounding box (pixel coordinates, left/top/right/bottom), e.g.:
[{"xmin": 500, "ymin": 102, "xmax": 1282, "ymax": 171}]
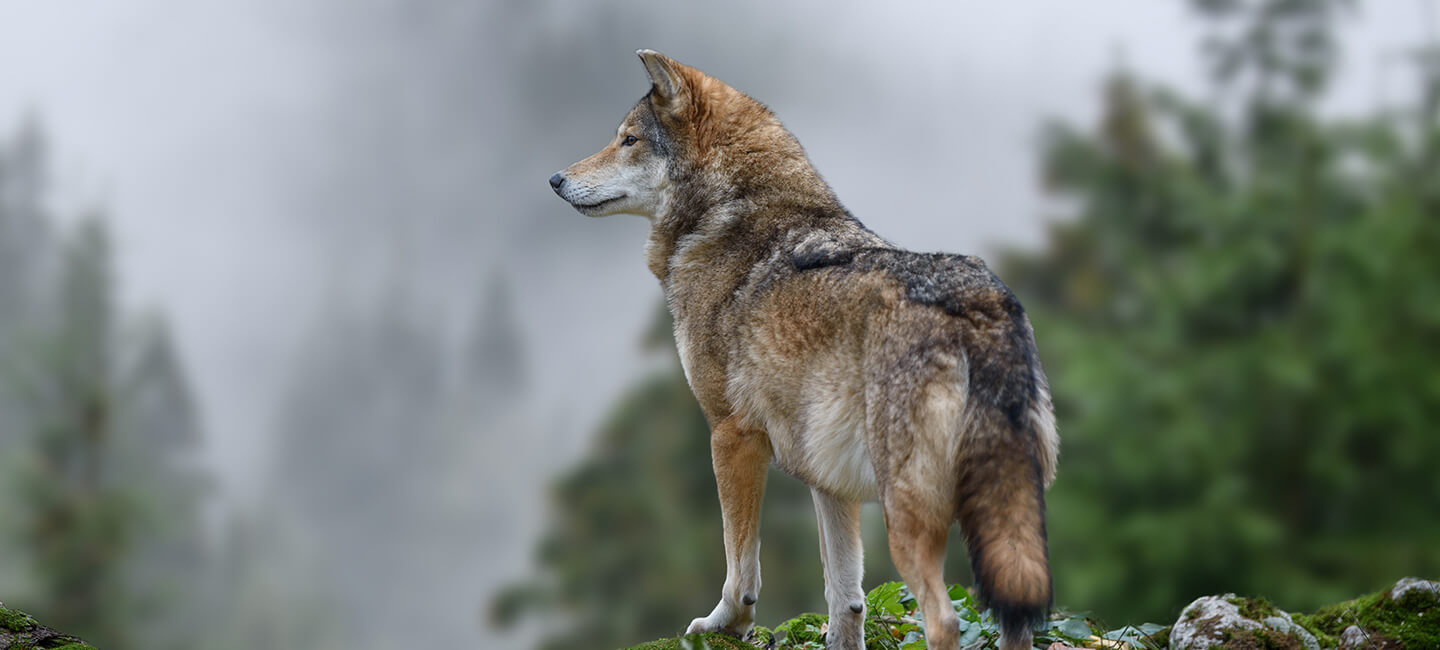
[
  {"xmin": 620, "ymin": 578, "xmax": 1440, "ymax": 649},
  {"xmin": 1169, "ymin": 594, "xmax": 1318, "ymax": 650},
  {"xmin": 1300, "ymin": 577, "xmax": 1440, "ymax": 650},
  {"xmin": 0, "ymin": 601, "xmax": 98, "ymax": 650}
]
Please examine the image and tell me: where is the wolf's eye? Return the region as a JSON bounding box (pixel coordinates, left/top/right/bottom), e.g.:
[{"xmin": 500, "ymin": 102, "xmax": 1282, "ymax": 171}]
[{"xmin": 622, "ymin": 135, "xmax": 638, "ymax": 146}]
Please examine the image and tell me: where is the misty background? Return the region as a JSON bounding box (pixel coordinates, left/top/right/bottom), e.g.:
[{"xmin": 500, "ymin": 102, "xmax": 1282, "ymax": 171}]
[{"xmin": 0, "ymin": 1, "xmax": 1436, "ymax": 649}]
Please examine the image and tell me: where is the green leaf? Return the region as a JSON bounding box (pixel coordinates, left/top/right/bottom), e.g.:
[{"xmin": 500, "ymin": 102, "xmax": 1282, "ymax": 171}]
[
  {"xmin": 957, "ymin": 622, "xmax": 983, "ymax": 646},
  {"xmin": 1101, "ymin": 623, "xmax": 1168, "ymax": 648},
  {"xmin": 1137, "ymin": 623, "xmax": 1167, "ymax": 636},
  {"xmin": 899, "ymin": 629, "xmax": 927, "ymax": 649},
  {"xmin": 867, "ymin": 581, "xmax": 909, "ymax": 617},
  {"xmin": 1054, "ymin": 617, "xmax": 1095, "ymax": 640}
]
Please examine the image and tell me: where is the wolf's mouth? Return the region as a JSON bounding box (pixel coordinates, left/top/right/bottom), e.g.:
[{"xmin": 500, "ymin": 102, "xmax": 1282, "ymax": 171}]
[{"xmin": 574, "ymin": 195, "xmax": 624, "ymax": 210}]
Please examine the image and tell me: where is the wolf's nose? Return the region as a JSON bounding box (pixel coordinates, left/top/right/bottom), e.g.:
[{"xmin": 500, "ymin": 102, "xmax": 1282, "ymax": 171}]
[{"xmin": 548, "ymin": 173, "xmax": 565, "ymax": 190}]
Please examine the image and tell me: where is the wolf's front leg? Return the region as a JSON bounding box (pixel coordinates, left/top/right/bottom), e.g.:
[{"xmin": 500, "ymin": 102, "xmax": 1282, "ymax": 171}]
[
  {"xmin": 687, "ymin": 416, "xmax": 771, "ymax": 638},
  {"xmin": 813, "ymin": 489, "xmax": 865, "ymax": 650}
]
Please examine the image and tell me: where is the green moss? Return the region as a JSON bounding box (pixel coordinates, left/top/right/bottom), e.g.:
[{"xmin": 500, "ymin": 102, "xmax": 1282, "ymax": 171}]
[
  {"xmin": 1295, "ymin": 583, "xmax": 1439, "ymax": 649},
  {"xmin": 1225, "ymin": 595, "xmax": 1282, "ymax": 622},
  {"xmin": 0, "ymin": 605, "xmax": 96, "ymax": 650},
  {"xmin": 1221, "ymin": 626, "xmax": 1303, "ymax": 650},
  {"xmin": 0, "ymin": 605, "xmax": 39, "ymax": 632},
  {"xmin": 615, "ymin": 583, "xmax": 1438, "ymax": 650},
  {"xmin": 625, "ymin": 632, "xmax": 755, "ymax": 650}
]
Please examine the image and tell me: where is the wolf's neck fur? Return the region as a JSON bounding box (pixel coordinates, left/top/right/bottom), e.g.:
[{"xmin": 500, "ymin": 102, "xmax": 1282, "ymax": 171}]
[{"xmin": 644, "ymin": 141, "xmax": 847, "ymax": 282}]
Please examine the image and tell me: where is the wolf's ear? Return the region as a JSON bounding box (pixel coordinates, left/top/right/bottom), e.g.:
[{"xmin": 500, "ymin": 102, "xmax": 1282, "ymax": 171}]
[{"xmin": 637, "ymin": 49, "xmax": 691, "ymax": 115}]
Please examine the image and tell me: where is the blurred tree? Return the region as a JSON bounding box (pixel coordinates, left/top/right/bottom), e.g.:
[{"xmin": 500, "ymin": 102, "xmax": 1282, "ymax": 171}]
[
  {"xmin": 0, "ymin": 124, "xmax": 212, "ymax": 650},
  {"xmin": 268, "ymin": 289, "xmax": 451, "ymax": 649},
  {"xmin": 0, "ymin": 121, "xmax": 58, "ymax": 592},
  {"xmin": 1004, "ymin": 0, "xmax": 1440, "ymax": 624},
  {"xmin": 268, "ymin": 272, "xmax": 544, "ymax": 649},
  {"xmin": 111, "ymin": 314, "xmax": 212, "ymax": 649},
  {"xmin": 198, "ymin": 509, "xmax": 348, "ymax": 650},
  {"xmin": 464, "ymin": 272, "xmax": 527, "ymax": 405},
  {"xmin": 10, "ymin": 219, "xmax": 133, "ymax": 647},
  {"xmin": 0, "ymin": 120, "xmax": 57, "ymax": 450}
]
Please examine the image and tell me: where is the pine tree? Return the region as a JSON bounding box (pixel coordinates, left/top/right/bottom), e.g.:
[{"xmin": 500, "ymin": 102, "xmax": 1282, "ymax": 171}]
[
  {"xmin": 464, "ymin": 272, "xmax": 527, "ymax": 406},
  {"xmin": 1004, "ymin": 0, "xmax": 1440, "ymax": 623},
  {"xmin": 268, "ymin": 288, "xmax": 471, "ymax": 649},
  {"xmin": 112, "ymin": 315, "xmax": 211, "ymax": 648},
  {"xmin": 0, "ymin": 122, "xmax": 213, "ymax": 650},
  {"xmin": 0, "ymin": 120, "xmax": 57, "ymax": 449},
  {"xmin": 11, "ymin": 219, "xmax": 133, "ymax": 647}
]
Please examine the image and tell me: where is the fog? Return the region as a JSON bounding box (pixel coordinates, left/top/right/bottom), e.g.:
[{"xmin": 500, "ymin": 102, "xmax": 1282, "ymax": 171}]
[{"xmin": 0, "ymin": 1, "xmax": 1429, "ymax": 648}]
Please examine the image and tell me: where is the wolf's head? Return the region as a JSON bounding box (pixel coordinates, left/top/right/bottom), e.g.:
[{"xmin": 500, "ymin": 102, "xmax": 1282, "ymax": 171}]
[{"xmin": 549, "ymin": 50, "xmax": 810, "ymax": 221}]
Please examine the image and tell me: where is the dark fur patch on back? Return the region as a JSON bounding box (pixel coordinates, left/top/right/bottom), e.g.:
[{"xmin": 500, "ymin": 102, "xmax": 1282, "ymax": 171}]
[
  {"xmin": 791, "ymin": 244, "xmax": 854, "ymax": 270},
  {"xmin": 788, "ymin": 222, "xmax": 880, "ymax": 271}
]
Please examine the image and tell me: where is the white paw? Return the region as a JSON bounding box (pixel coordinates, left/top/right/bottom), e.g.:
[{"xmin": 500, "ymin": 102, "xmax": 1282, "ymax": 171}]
[{"xmin": 685, "ymin": 603, "xmax": 752, "ymax": 638}]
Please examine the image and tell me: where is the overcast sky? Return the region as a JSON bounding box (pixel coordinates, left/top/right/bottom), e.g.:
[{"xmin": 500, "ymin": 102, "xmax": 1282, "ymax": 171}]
[{"xmin": 0, "ymin": 0, "xmax": 1430, "ymax": 503}]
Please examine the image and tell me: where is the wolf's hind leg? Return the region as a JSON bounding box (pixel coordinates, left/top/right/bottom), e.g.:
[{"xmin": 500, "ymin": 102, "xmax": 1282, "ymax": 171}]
[
  {"xmin": 687, "ymin": 416, "xmax": 770, "ymax": 638},
  {"xmin": 812, "ymin": 488, "xmax": 865, "ymax": 650},
  {"xmin": 883, "ymin": 491, "xmax": 960, "ymax": 650}
]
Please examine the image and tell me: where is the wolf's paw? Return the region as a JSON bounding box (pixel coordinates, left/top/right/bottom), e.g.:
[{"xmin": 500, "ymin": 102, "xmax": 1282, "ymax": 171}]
[
  {"xmin": 684, "ymin": 616, "xmax": 750, "ymax": 638},
  {"xmin": 824, "ymin": 621, "xmax": 864, "ymax": 650},
  {"xmin": 685, "ymin": 604, "xmax": 752, "ymax": 638}
]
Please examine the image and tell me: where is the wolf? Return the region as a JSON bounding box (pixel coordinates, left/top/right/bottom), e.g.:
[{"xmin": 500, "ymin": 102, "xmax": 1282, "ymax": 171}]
[{"xmin": 549, "ymin": 50, "xmax": 1059, "ymax": 650}]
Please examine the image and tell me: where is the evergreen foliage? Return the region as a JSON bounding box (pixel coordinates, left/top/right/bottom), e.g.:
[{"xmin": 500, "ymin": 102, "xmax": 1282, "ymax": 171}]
[
  {"xmin": 1004, "ymin": 0, "xmax": 1440, "ymax": 623},
  {"xmin": 0, "ymin": 123, "xmax": 211, "ymax": 650}
]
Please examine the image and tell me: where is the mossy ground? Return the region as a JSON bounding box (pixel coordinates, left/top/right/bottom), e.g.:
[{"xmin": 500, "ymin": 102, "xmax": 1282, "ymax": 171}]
[
  {"xmin": 617, "ymin": 579, "xmax": 1437, "ymax": 650},
  {"xmin": 0, "ymin": 607, "xmax": 38, "ymax": 633},
  {"xmin": 1225, "ymin": 595, "xmax": 1282, "ymax": 623},
  {"xmin": 626, "ymin": 632, "xmax": 759, "ymax": 650},
  {"xmin": 0, "ymin": 604, "xmax": 98, "ymax": 650},
  {"xmin": 1294, "ymin": 583, "xmax": 1439, "ymax": 649},
  {"xmin": 1219, "ymin": 627, "xmax": 1304, "ymax": 650}
]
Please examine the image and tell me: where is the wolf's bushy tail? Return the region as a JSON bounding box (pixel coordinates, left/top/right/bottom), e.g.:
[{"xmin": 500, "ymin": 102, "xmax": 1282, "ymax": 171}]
[
  {"xmin": 947, "ymin": 283, "xmax": 1055, "ymax": 650},
  {"xmin": 956, "ymin": 404, "xmax": 1052, "ymax": 650}
]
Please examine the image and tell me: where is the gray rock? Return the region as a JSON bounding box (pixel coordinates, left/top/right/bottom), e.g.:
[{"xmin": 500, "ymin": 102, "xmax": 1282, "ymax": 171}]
[
  {"xmin": 1263, "ymin": 614, "xmax": 1320, "ymax": 650},
  {"xmin": 1170, "ymin": 595, "xmax": 1262, "ymax": 650},
  {"xmin": 1170, "ymin": 594, "xmax": 1322, "ymax": 650},
  {"xmin": 1339, "ymin": 624, "xmax": 1371, "ymax": 649},
  {"xmin": 1390, "ymin": 577, "xmax": 1440, "ymax": 603}
]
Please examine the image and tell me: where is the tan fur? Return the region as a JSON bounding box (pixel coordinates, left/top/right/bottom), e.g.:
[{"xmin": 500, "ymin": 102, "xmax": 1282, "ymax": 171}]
[
  {"xmin": 551, "ymin": 50, "xmax": 1059, "ymax": 650},
  {"xmin": 692, "ymin": 415, "xmax": 771, "ymax": 636}
]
